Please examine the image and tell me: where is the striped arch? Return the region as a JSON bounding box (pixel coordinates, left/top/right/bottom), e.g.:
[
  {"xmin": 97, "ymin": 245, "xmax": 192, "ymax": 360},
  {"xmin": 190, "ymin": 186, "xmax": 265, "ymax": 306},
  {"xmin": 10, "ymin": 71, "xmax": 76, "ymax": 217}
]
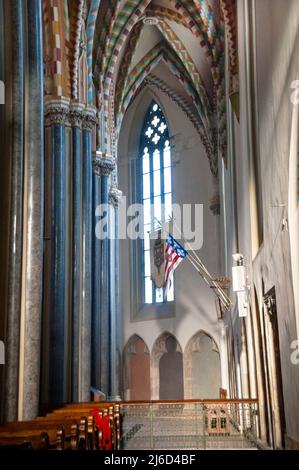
[
  {"xmin": 157, "ymin": 1, "xmax": 226, "ymax": 161},
  {"xmin": 100, "ymin": 0, "xmax": 151, "ymax": 152},
  {"xmin": 120, "ymin": 41, "xmax": 216, "ymax": 157},
  {"xmin": 101, "ymin": 0, "xmax": 142, "ymax": 76},
  {"xmin": 93, "ymin": 1, "xmax": 119, "ymax": 81},
  {"xmin": 86, "ymin": 0, "xmax": 102, "ymax": 103},
  {"xmin": 168, "ymin": 0, "xmax": 216, "ymax": 81},
  {"xmin": 193, "ymin": 0, "xmax": 222, "ymax": 50},
  {"xmin": 68, "ymin": 0, "xmax": 84, "ymax": 99},
  {"xmin": 122, "ymin": 43, "xmax": 208, "ymax": 123},
  {"xmin": 175, "ymin": 0, "xmax": 223, "ymax": 61},
  {"xmin": 119, "ymin": 44, "xmax": 162, "ymax": 120},
  {"xmin": 118, "ymin": 45, "xmax": 217, "ymax": 174},
  {"xmin": 145, "ymin": 4, "xmax": 188, "ymax": 27},
  {"xmin": 102, "ymin": 0, "xmax": 151, "ymax": 89},
  {"xmin": 156, "ymin": 20, "xmax": 213, "ymax": 119},
  {"xmin": 220, "ymin": 0, "xmax": 239, "ymax": 95},
  {"xmin": 114, "ymin": 21, "xmax": 144, "ymax": 118},
  {"xmin": 175, "ymin": 0, "xmax": 227, "ymax": 160}
]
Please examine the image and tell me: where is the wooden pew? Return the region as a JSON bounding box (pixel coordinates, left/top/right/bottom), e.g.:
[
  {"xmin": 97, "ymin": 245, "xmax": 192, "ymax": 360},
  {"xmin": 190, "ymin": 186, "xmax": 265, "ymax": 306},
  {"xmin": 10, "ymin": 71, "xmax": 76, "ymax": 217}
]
[{"xmin": 0, "ymin": 403, "xmax": 120, "ymax": 450}]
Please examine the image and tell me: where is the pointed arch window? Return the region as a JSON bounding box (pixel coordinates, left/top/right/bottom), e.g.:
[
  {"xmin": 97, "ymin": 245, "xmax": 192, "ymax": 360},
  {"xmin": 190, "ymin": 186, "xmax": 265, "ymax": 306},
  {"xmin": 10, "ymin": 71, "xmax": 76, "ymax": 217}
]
[{"xmin": 140, "ymin": 101, "xmax": 174, "ymax": 304}]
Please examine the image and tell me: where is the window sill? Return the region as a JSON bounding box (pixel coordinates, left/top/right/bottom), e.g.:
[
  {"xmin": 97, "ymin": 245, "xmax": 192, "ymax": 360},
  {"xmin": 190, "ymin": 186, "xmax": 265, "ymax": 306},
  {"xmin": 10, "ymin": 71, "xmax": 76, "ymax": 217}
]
[{"xmin": 131, "ymin": 301, "xmax": 175, "ymax": 322}]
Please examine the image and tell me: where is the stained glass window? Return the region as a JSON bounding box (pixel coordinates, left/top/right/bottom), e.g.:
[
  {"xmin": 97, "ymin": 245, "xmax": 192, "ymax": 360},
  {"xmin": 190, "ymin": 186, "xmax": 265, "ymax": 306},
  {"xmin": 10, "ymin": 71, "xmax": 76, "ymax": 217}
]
[{"xmin": 140, "ymin": 102, "xmax": 174, "ymax": 304}]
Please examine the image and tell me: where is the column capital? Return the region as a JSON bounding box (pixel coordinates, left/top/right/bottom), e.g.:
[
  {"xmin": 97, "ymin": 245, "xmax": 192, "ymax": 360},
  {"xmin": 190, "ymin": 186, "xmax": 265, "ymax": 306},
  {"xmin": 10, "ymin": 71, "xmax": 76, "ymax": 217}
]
[
  {"xmin": 109, "ymin": 186, "xmax": 123, "ymax": 207},
  {"xmin": 82, "ymin": 106, "xmax": 97, "ymax": 131},
  {"xmin": 69, "ymin": 101, "xmax": 85, "ymax": 128},
  {"xmin": 93, "ymin": 151, "xmax": 115, "ymax": 177},
  {"xmin": 44, "ymin": 97, "xmax": 70, "ymax": 126}
]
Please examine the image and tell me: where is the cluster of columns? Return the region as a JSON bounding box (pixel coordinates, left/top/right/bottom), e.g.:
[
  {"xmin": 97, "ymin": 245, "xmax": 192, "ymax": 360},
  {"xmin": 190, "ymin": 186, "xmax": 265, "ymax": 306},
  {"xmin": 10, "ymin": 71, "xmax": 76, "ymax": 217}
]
[
  {"xmin": 42, "ymin": 100, "xmax": 121, "ymax": 407},
  {"xmin": 2, "ymin": 0, "xmax": 122, "ymax": 420}
]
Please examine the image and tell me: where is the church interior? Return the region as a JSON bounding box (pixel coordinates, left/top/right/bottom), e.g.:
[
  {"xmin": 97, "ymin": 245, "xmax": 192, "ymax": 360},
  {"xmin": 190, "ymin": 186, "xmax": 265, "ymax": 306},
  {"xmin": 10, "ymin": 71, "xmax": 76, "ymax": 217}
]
[{"xmin": 0, "ymin": 0, "xmax": 299, "ymax": 451}]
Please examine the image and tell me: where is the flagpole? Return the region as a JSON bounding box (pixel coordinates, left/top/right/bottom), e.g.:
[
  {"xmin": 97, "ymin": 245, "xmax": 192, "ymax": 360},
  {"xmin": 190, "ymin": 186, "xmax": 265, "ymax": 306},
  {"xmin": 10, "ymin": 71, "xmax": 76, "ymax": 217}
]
[
  {"xmin": 187, "ymin": 249, "xmax": 231, "ymax": 307},
  {"xmin": 153, "ymin": 217, "xmax": 232, "ymax": 310},
  {"xmin": 187, "ymin": 251, "xmax": 231, "ymax": 309}
]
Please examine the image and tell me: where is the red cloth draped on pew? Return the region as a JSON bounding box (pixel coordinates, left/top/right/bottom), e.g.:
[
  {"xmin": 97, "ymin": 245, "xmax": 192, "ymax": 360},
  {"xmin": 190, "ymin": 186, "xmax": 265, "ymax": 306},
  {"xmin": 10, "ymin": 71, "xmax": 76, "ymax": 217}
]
[{"xmin": 90, "ymin": 409, "xmax": 113, "ymax": 450}]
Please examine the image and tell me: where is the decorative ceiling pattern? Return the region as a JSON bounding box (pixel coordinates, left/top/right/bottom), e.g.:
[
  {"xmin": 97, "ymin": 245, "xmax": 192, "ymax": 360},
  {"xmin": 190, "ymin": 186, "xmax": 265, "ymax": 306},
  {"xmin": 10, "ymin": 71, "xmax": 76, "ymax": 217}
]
[
  {"xmin": 220, "ymin": 0, "xmax": 238, "ymax": 95},
  {"xmin": 69, "ymin": 0, "xmax": 84, "ymax": 99},
  {"xmin": 93, "ymin": 0, "xmax": 119, "ymax": 81},
  {"xmin": 102, "ymin": 0, "xmax": 151, "ymax": 90},
  {"xmin": 114, "ymin": 21, "xmax": 144, "ymax": 118},
  {"xmin": 86, "ymin": 0, "xmax": 102, "ymax": 102},
  {"xmin": 145, "ymin": 4, "xmax": 188, "ymax": 26},
  {"xmin": 117, "ymin": 41, "xmax": 217, "ymax": 171},
  {"xmin": 42, "ymin": 0, "xmax": 238, "ymax": 173},
  {"xmin": 156, "ymin": 20, "xmax": 212, "ymax": 116}
]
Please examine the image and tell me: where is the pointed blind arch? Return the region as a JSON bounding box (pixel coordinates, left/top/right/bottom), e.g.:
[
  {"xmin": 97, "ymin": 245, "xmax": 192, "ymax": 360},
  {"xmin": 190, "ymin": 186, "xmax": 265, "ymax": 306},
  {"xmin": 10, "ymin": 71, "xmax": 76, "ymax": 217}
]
[{"xmin": 140, "ymin": 101, "xmax": 173, "ymax": 304}]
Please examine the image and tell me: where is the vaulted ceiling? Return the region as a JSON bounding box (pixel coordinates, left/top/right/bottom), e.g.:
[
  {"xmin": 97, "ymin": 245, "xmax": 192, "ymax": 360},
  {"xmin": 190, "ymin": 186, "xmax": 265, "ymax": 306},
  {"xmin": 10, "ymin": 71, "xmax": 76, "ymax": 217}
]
[{"xmin": 43, "ymin": 0, "xmax": 238, "ymax": 175}]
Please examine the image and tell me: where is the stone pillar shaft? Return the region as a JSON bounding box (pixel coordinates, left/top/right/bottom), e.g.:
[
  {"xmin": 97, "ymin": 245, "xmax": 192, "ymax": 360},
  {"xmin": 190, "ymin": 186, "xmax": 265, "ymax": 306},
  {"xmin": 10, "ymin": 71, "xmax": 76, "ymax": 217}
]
[
  {"xmin": 44, "ymin": 98, "xmax": 69, "ymax": 405},
  {"xmin": 79, "ymin": 111, "xmax": 94, "ymax": 401},
  {"xmin": 4, "ymin": 0, "xmax": 24, "ymax": 422},
  {"xmin": 69, "ymin": 105, "xmax": 83, "ymax": 402},
  {"xmin": 91, "ymin": 173, "xmax": 101, "ymax": 390},
  {"xmin": 100, "ymin": 174, "xmax": 109, "ymax": 395},
  {"xmin": 109, "ymin": 188, "xmax": 122, "ymax": 400},
  {"xmin": 93, "ymin": 154, "xmax": 115, "ymax": 396},
  {"xmin": 49, "ymin": 122, "xmax": 66, "ymax": 403},
  {"xmin": 19, "ymin": 0, "xmax": 44, "ymax": 420}
]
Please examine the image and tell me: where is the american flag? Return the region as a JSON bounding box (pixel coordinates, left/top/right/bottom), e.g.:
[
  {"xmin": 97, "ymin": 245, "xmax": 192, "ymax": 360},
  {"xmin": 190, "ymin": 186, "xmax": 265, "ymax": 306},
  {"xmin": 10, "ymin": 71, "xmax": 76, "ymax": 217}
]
[{"xmin": 164, "ymin": 234, "xmax": 188, "ymax": 293}]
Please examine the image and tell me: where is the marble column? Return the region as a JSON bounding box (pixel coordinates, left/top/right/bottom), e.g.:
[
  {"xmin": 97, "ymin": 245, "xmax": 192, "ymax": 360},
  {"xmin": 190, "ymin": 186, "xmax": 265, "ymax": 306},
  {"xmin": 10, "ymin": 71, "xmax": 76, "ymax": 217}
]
[
  {"xmin": 91, "ymin": 163, "xmax": 101, "ymax": 391},
  {"xmin": 18, "ymin": 0, "xmax": 44, "ymax": 420},
  {"xmin": 109, "ymin": 187, "xmax": 122, "ymax": 400},
  {"xmin": 93, "ymin": 154, "xmax": 115, "ymax": 396},
  {"xmin": 4, "ymin": 0, "xmax": 24, "ymax": 422},
  {"xmin": 69, "ymin": 103, "xmax": 84, "ymax": 401},
  {"xmin": 79, "ymin": 108, "xmax": 96, "ymax": 401},
  {"xmin": 45, "ymin": 99, "xmax": 69, "ymax": 404}
]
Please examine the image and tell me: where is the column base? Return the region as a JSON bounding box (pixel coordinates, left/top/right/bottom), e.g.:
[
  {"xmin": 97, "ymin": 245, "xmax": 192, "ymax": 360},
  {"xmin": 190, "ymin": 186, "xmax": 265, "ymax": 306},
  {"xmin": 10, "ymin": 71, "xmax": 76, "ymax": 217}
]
[{"xmin": 107, "ymin": 395, "xmax": 122, "ymax": 402}]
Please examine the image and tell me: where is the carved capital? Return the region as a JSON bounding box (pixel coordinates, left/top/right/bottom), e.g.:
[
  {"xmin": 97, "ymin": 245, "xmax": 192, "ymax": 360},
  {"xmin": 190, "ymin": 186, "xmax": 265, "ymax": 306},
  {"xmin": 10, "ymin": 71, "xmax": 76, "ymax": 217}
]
[
  {"xmin": 93, "ymin": 152, "xmax": 115, "ymax": 177},
  {"xmin": 45, "ymin": 99, "xmax": 70, "ymax": 126},
  {"xmin": 69, "ymin": 103, "xmax": 85, "ymax": 128},
  {"xmin": 82, "ymin": 107, "xmax": 97, "ymax": 131},
  {"xmin": 109, "ymin": 187, "xmax": 123, "ymax": 207}
]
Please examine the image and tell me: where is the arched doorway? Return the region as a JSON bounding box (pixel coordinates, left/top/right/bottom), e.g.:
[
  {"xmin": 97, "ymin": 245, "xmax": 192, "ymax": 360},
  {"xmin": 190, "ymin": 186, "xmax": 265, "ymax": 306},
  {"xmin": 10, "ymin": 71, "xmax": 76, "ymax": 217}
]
[
  {"xmin": 184, "ymin": 331, "xmax": 221, "ymax": 399},
  {"xmin": 151, "ymin": 332, "xmax": 184, "ymax": 400},
  {"xmin": 123, "ymin": 335, "xmax": 150, "ymax": 400}
]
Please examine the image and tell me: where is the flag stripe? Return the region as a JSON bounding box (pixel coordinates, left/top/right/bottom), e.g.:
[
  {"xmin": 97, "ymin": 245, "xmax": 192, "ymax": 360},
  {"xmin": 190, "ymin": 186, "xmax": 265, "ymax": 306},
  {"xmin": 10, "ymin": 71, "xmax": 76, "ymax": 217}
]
[
  {"xmin": 163, "ymin": 234, "xmax": 188, "ymax": 294},
  {"xmin": 165, "ymin": 254, "xmax": 180, "ymax": 286}
]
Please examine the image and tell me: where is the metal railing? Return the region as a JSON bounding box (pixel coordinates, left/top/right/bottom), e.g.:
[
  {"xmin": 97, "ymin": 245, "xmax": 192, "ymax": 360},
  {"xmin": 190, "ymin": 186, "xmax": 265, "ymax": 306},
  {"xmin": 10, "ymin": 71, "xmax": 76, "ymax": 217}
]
[{"xmin": 120, "ymin": 400, "xmax": 259, "ymax": 450}]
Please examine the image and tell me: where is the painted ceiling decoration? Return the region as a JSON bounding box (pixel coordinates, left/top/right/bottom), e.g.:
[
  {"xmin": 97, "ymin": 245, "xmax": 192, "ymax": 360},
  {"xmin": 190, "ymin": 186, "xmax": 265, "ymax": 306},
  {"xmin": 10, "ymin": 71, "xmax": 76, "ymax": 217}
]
[
  {"xmin": 220, "ymin": 0, "xmax": 239, "ymax": 118},
  {"xmin": 68, "ymin": 0, "xmax": 84, "ymax": 100},
  {"xmin": 114, "ymin": 21, "xmax": 144, "ymax": 118},
  {"xmin": 145, "ymin": 4, "xmax": 188, "ymax": 26},
  {"xmin": 86, "ymin": 0, "xmax": 102, "ymax": 102},
  {"xmin": 117, "ymin": 41, "xmax": 217, "ymax": 173},
  {"xmin": 156, "ymin": 19, "xmax": 212, "ymax": 116},
  {"xmin": 42, "ymin": 0, "xmax": 238, "ymax": 174},
  {"xmin": 93, "ymin": 0, "xmax": 119, "ymax": 81}
]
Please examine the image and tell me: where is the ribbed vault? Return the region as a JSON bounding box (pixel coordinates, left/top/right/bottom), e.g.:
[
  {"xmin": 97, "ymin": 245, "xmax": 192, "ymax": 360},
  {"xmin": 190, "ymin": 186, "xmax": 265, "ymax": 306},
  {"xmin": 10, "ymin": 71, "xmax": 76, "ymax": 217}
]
[{"xmin": 42, "ymin": 0, "xmax": 239, "ymax": 174}]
